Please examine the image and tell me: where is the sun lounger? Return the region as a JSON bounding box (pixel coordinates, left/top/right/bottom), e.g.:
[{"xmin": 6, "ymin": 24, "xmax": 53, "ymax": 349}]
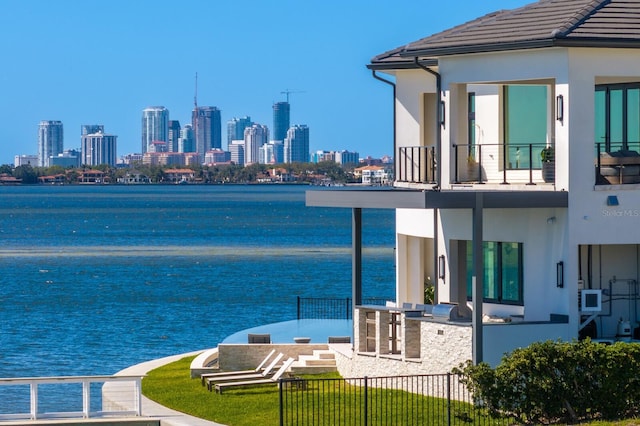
[
  {"xmin": 200, "ymin": 349, "xmax": 277, "ymax": 386},
  {"xmin": 206, "ymin": 352, "xmax": 284, "ymax": 391},
  {"xmin": 215, "ymin": 357, "xmax": 295, "ymax": 394}
]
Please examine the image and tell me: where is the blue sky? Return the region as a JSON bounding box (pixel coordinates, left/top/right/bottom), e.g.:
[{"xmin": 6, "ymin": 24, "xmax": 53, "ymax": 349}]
[{"xmin": 0, "ymin": 0, "xmax": 531, "ymax": 165}]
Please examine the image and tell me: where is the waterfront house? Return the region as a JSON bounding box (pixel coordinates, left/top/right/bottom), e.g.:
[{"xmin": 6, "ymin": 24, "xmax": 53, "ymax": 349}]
[
  {"xmin": 308, "ymin": 0, "xmax": 640, "ymax": 376},
  {"xmin": 164, "ymin": 168, "xmax": 196, "ymax": 184},
  {"xmin": 354, "ymin": 165, "xmax": 391, "ymax": 185}
]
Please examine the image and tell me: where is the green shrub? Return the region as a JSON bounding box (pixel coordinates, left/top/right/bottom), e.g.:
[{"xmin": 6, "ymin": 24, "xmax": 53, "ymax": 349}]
[{"xmin": 454, "ymin": 340, "xmax": 640, "ymax": 424}]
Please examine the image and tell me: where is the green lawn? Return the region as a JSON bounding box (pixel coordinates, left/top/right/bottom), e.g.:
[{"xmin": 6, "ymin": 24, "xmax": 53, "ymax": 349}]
[{"xmin": 141, "ymin": 355, "xmax": 640, "ymax": 426}]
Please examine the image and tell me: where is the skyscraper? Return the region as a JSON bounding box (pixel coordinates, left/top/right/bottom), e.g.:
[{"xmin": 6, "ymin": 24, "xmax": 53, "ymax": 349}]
[
  {"xmin": 141, "ymin": 106, "xmax": 169, "ymax": 154},
  {"xmin": 38, "ymin": 120, "xmax": 64, "ymax": 167},
  {"xmin": 81, "ymin": 131, "xmax": 117, "ymax": 166},
  {"xmin": 244, "ymin": 124, "xmax": 269, "ymax": 165},
  {"xmin": 192, "ymin": 106, "xmax": 221, "ymax": 162},
  {"xmin": 227, "ymin": 116, "xmax": 253, "ymax": 147},
  {"xmin": 81, "ymin": 124, "xmax": 104, "ymax": 136},
  {"xmin": 284, "ymin": 125, "xmax": 309, "ymax": 163},
  {"xmin": 168, "ymin": 120, "xmax": 181, "ymax": 153},
  {"xmin": 178, "ymin": 124, "xmax": 194, "ymax": 153},
  {"xmin": 272, "ymin": 102, "xmax": 290, "ymax": 142}
]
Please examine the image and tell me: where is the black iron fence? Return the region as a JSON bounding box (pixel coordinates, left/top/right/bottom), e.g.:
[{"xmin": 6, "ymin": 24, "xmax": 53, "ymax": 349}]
[
  {"xmin": 279, "ymin": 373, "xmax": 509, "ymax": 426},
  {"xmin": 296, "ymin": 297, "xmax": 390, "ymax": 320}
]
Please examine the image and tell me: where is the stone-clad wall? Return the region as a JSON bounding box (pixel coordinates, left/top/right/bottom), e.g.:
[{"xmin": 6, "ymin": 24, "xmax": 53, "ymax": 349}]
[
  {"xmin": 218, "ymin": 343, "xmax": 328, "ymax": 370},
  {"xmin": 341, "ymin": 312, "xmax": 472, "ymax": 377}
]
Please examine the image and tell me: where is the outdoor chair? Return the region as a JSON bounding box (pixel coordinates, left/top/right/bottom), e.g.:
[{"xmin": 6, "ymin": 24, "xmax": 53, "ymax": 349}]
[
  {"xmin": 215, "ymin": 357, "xmax": 296, "ymax": 394},
  {"xmin": 200, "ymin": 349, "xmax": 277, "ymax": 386},
  {"xmin": 328, "ymin": 336, "xmax": 351, "ymax": 344},
  {"xmin": 247, "ymin": 333, "xmax": 271, "ymax": 344},
  {"xmin": 206, "ymin": 352, "xmax": 284, "ymax": 391}
]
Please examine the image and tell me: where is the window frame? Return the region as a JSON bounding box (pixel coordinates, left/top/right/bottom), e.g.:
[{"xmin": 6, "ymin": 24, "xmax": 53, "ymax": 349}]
[
  {"xmin": 595, "ymin": 82, "xmax": 640, "ymax": 152},
  {"xmin": 466, "ymin": 240, "xmax": 524, "ymax": 306}
]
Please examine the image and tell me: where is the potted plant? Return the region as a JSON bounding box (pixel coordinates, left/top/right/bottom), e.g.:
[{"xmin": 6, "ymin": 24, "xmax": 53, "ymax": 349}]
[
  {"xmin": 466, "ymin": 155, "xmax": 481, "ymax": 182},
  {"xmin": 541, "ymin": 146, "xmax": 555, "ymax": 183}
]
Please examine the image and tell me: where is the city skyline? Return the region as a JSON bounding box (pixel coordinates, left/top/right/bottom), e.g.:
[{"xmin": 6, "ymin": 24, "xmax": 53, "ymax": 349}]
[{"xmin": 0, "ymin": 0, "xmax": 532, "ymax": 165}]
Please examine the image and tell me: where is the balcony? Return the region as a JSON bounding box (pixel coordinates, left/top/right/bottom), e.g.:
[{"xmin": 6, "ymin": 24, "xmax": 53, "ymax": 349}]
[
  {"xmin": 396, "ymin": 144, "xmax": 556, "ymax": 187},
  {"xmin": 595, "ymin": 142, "xmax": 640, "ymax": 185}
]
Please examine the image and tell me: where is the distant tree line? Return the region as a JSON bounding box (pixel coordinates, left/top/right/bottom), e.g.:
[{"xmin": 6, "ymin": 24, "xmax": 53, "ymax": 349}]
[{"xmin": 0, "ymin": 161, "xmax": 361, "ymax": 185}]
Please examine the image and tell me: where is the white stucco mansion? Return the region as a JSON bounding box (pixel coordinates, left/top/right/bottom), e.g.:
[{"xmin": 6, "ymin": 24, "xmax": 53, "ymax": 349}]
[{"xmin": 307, "ymin": 0, "xmax": 640, "ymax": 374}]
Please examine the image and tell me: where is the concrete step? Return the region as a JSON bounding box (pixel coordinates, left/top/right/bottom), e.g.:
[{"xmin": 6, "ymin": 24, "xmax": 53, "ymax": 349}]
[
  {"xmin": 297, "ymin": 354, "xmax": 336, "ymax": 366},
  {"xmin": 313, "ymin": 350, "xmax": 335, "ymax": 360},
  {"xmin": 290, "ymin": 364, "xmax": 337, "ymax": 374},
  {"xmin": 289, "ymin": 350, "xmax": 338, "ymax": 374}
]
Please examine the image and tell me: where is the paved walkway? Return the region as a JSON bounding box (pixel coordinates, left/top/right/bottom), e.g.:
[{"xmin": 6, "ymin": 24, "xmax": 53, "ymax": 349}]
[{"xmin": 115, "ymin": 351, "xmax": 225, "ymax": 426}]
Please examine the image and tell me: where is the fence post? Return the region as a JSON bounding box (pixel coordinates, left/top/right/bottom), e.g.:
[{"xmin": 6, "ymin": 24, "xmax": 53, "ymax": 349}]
[
  {"xmin": 279, "ymin": 378, "xmax": 284, "ymax": 426},
  {"xmin": 346, "ymin": 297, "xmax": 350, "ymax": 320},
  {"xmin": 364, "ymin": 376, "xmax": 368, "ymax": 426},
  {"xmin": 297, "ymin": 296, "xmax": 301, "ymax": 320},
  {"xmin": 446, "ymin": 373, "xmax": 451, "ymax": 426},
  {"xmin": 30, "ymin": 382, "xmax": 38, "ymax": 420}
]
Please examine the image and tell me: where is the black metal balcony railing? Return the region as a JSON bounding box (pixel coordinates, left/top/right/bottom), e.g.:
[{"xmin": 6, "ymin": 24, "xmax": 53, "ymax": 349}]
[
  {"xmin": 296, "ymin": 297, "xmax": 390, "ymax": 320},
  {"xmin": 595, "ymin": 142, "xmax": 640, "ymax": 185},
  {"xmin": 396, "ymin": 144, "xmax": 555, "ymax": 185},
  {"xmin": 397, "ymin": 146, "xmax": 437, "ymax": 184},
  {"xmin": 279, "ymin": 373, "xmax": 510, "ymax": 425},
  {"xmin": 453, "ymin": 143, "xmax": 553, "ymax": 185}
]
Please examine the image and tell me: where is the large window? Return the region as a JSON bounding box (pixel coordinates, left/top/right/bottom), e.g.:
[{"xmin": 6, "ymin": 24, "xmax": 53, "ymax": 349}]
[
  {"xmin": 466, "ymin": 241, "xmax": 523, "ymax": 305},
  {"xmin": 595, "ymin": 84, "xmax": 640, "ymax": 152},
  {"xmin": 504, "ymin": 85, "xmax": 548, "ymax": 169}
]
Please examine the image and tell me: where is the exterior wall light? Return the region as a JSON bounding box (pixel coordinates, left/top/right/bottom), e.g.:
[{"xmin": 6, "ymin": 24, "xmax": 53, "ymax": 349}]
[
  {"xmin": 439, "ymin": 101, "xmax": 446, "ymax": 126},
  {"xmin": 556, "ymin": 95, "xmax": 564, "ymax": 122},
  {"xmin": 438, "ymin": 254, "xmax": 446, "ymax": 280},
  {"xmin": 557, "ymin": 261, "xmax": 564, "ymax": 288}
]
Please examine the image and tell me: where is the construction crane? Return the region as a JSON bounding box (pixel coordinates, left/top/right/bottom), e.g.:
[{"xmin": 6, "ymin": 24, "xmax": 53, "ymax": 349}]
[{"xmin": 280, "ymin": 89, "xmax": 305, "ymax": 103}]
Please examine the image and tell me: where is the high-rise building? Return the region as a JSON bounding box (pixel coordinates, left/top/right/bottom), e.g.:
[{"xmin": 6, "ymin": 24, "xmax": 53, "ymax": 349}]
[
  {"xmin": 244, "ymin": 124, "xmax": 269, "ymax": 165},
  {"xmin": 38, "ymin": 120, "xmax": 64, "ymax": 167},
  {"xmin": 192, "ymin": 106, "xmax": 221, "ymax": 162},
  {"xmin": 284, "ymin": 125, "xmax": 309, "ymax": 163},
  {"xmin": 336, "ymin": 150, "xmax": 360, "ymax": 165},
  {"xmin": 51, "ymin": 149, "xmax": 81, "ymax": 168},
  {"xmin": 81, "ymin": 131, "xmax": 117, "ymax": 166},
  {"xmin": 81, "ymin": 124, "xmax": 104, "ymax": 136},
  {"xmin": 141, "ymin": 106, "xmax": 169, "ymax": 154},
  {"xmin": 229, "ymin": 140, "xmax": 245, "ymax": 166},
  {"xmin": 14, "ymin": 154, "xmax": 38, "ymax": 167},
  {"xmin": 178, "ymin": 124, "xmax": 194, "ymax": 153},
  {"xmin": 260, "ymin": 141, "xmax": 284, "ymax": 164},
  {"xmin": 227, "ymin": 116, "xmax": 253, "ymax": 147},
  {"xmin": 272, "ymin": 102, "xmax": 290, "ymax": 142},
  {"xmin": 168, "ymin": 120, "xmax": 181, "ymax": 153}
]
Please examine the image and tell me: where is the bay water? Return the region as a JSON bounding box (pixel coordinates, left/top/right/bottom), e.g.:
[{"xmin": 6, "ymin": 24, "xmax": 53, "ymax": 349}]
[{"xmin": 0, "ymin": 184, "xmax": 395, "ymax": 380}]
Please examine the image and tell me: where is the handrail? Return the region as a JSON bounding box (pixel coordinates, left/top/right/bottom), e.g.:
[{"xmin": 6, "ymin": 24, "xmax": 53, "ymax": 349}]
[{"xmin": 0, "ymin": 375, "xmax": 144, "ymax": 421}]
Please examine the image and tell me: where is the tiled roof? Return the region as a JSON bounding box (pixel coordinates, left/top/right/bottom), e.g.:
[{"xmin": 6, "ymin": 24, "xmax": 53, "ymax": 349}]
[{"xmin": 370, "ymin": 0, "xmax": 640, "ymax": 68}]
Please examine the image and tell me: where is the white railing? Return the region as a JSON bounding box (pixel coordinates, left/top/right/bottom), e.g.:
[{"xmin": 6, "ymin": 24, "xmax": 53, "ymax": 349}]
[{"xmin": 0, "ymin": 375, "xmax": 143, "ymax": 421}]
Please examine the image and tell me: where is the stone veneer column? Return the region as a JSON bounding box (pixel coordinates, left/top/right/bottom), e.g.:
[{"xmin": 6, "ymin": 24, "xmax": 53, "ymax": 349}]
[
  {"xmin": 355, "ymin": 308, "xmax": 368, "ymax": 352},
  {"xmin": 377, "ymin": 311, "xmax": 390, "ymax": 354},
  {"xmin": 402, "ymin": 317, "xmax": 421, "ymax": 359}
]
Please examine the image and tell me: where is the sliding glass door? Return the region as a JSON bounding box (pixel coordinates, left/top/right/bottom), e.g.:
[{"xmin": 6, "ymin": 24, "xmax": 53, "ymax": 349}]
[{"xmin": 595, "ymin": 84, "xmax": 640, "ymax": 152}]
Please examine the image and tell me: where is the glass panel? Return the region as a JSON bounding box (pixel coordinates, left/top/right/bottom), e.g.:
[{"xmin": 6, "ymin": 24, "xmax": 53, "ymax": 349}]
[
  {"xmin": 610, "ymin": 89, "xmax": 624, "ymax": 150},
  {"xmin": 501, "ymin": 242, "xmax": 521, "ymax": 303},
  {"xmin": 505, "ymin": 85, "xmax": 548, "ymax": 169},
  {"xmin": 627, "ymin": 89, "xmax": 640, "ymax": 151},
  {"xmin": 484, "ymin": 242, "xmax": 499, "ymax": 300},
  {"xmin": 594, "ymin": 89, "xmax": 607, "ymax": 152},
  {"xmin": 468, "ymin": 93, "xmax": 476, "ymax": 159}
]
